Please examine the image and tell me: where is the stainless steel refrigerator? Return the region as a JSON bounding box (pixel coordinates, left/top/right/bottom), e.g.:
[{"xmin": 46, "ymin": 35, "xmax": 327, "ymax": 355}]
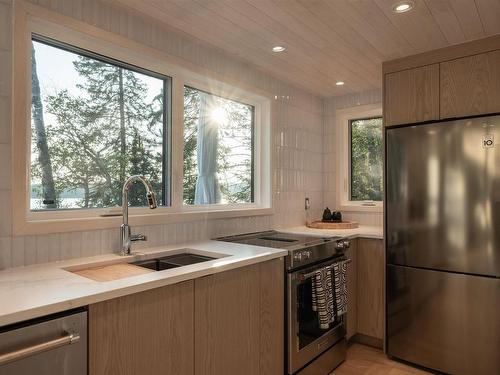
[{"xmin": 386, "ymin": 115, "xmax": 500, "ymax": 375}]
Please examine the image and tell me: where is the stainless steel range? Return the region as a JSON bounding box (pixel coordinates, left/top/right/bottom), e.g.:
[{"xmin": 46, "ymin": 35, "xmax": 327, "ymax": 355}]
[{"xmin": 217, "ymin": 230, "xmax": 350, "ymax": 375}]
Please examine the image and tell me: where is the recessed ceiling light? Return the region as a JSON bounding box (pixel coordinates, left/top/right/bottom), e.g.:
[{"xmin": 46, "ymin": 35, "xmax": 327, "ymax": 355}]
[
  {"xmin": 392, "ymin": 1, "xmax": 414, "ymax": 13},
  {"xmin": 335, "ymin": 81, "xmax": 345, "ymax": 86},
  {"xmin": 272, "ymin": 46, "xmax": 285, "ymax": 52}
]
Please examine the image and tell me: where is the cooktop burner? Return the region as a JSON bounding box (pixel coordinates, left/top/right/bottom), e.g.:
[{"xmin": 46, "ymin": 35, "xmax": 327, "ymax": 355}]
[{"xmin": 216, "ymin": 230, "xmax": 336, "ymax": 250}]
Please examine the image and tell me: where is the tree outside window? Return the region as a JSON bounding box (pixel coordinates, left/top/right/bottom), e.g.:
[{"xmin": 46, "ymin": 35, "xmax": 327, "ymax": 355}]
[
  {"xmin": 350, "ymin": 117, "xmax": 383, "ymax": 201},
  {"xmin": 183, "ymin": 86, "xmax": 254, "ymax": 205},
  {"xmin": 30, "ymin": 38, "xmax": 169, "ymax": 211},
  {"xmin": 30, "ymin": 37, "xmax": 257, "ymax": 213}
]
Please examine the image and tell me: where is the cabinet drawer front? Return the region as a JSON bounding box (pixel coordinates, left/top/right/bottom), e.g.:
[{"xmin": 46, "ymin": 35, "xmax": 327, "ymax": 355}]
[{"xmin": 387, "ymin": 265, "xmax": 500, "ymax": 374}]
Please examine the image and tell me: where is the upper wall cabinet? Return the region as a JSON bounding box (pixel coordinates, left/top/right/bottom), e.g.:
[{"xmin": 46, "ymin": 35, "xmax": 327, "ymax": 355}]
[
  {"xmin": 384, "ymin": 64, "xmax": 440, "ymax": 126},
  {"xmin": 440, "ymin": 50, "xmax": 500, "ymax": 119},
  {"xmin": 384, "ymin": 36, "xmax": 500, "ymax": 127}
]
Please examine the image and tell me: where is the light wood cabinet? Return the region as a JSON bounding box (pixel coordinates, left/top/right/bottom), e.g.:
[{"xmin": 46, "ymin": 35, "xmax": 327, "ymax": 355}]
[
  {"xmin": 89, "ymin": 281, "xmax": 195, "ymax": 375},
  {"xmin": 88, "ymin": 258, "xmax": 284, "ymax": 375},
  {"xmin": 345, "ymin": 239, "xmax": 357, "ymax": 340},
  {"xmin": 195, "ymin": 258, "xmax": 284, "ymax": 375},
  {"xmin": 384, "ymin": 64, "xmax": 440, "ymax": 126},
  {"xmin": 440, "ymin": 50, "xmax": 500, "ymax": 119},
  {"xmin": 356, "ymin": 239, "xmax": 384, "ymax": 340}
]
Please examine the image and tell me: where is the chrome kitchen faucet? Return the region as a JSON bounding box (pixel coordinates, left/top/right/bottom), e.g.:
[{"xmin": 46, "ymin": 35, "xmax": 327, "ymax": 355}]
[{"xmin": 120, "ymin": 175, "xmax": 157, "ymax": 256}]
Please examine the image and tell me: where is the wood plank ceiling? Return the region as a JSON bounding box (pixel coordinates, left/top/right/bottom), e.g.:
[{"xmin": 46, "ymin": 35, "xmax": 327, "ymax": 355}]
[{"xmin": 113, "ymin": 0, "xmax": 500, "ymax": 97}]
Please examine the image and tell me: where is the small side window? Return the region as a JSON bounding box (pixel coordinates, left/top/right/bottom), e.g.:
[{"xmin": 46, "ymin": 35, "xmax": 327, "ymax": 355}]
[{"xmin": 349, "ymin": 117, "xmax": 383, "ymax": 201}]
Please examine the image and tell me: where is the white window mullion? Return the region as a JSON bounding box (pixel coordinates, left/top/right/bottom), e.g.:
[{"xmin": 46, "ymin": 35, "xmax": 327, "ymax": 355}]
[{"xmin": 170, "ymin": 76, "xmax": 185, "ymax": 210}]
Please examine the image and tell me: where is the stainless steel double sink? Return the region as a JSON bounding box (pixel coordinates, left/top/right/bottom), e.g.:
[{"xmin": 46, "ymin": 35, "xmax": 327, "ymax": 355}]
[{"xmin": 131, "ymin": 253, "xmax": 217, "ymax": 271}]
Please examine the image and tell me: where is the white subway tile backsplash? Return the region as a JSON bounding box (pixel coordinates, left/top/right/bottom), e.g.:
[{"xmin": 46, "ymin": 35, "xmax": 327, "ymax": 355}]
[
  {"xmin": 60, "ymin": 232, "xmax": 83, "ymax": 260},
  {"xmin": 100, "ymin": 228, "xmax": 119, "ymax": 255},
  {"xmin": 35, "ymin": 235, "xmax": 50, "ymax": 264},
  {"xmin": 0, "ymin": 95, "xmax": 11, "ymax": 144},
  {"xmin": 0, "ymin": 2, "xmax": 11, "ymax": 51},
  {"xmin": 0, "ymin": 50, "xmax": 11, "ymax": 97},
  {"xmin": 81, "ymin": 230, "xmax": 102, "ymax": 257},
  {"xmin": 342, "ymin": 211, "xmax": 383, "ymax": 226},
  {"xmin": 0, "ymin": 0, "xmax": 383, "ymax": 269},
  {"xmin": 0, "ymin": 144, "xmax": 11, "ymax": 189},
  {"xmin": 0, "ymin": 236, "xmax": 11, "ymax": 269},
  {"xmin": 11, "ymin": 237, "xmax": 25, "ymax": 267},
  {"xmin": 23, "ymin": 236, "xmax": 36, "ymax": 266},
  {"xmin": 0, "ymin": 190, "xmax": 11, "ymax": 237},
  {"xmin": 46, "ymin": 233, "xmax": 61, "ymax": 262}
]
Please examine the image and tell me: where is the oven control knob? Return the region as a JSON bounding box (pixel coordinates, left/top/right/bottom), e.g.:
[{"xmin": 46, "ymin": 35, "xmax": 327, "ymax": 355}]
[
  {"xmin": 335, "ymin": 240, "xmax": 351, "ymax": 251},
  {"xmin": 335, "ymin": 240, "xmax": 350, "ymax": 251},
  {"xmin": 304, "ymin": 250, "xmax": 312, "ymax": 260},
  {"xmin": 293, "ymin": 252, "xmax": 304, "ymax": 262}
]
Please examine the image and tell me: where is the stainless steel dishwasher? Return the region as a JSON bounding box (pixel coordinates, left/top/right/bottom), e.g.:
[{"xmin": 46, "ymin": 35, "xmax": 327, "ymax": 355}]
[{"xmin": 0, "ymin": 309, "xmax": 87, "ymax": 375}]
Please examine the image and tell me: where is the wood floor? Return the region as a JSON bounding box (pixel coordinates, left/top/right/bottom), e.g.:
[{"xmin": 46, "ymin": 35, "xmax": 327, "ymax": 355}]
[{"xmin": 331, "ymin": 344, "xmax": 432, "ymax": 375}]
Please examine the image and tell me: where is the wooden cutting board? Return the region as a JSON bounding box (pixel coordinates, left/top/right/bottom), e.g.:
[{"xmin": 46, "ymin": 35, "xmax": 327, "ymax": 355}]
[
  {"xmin": 72, "ymin": 263, "xmax": 154, "ymax": 282},
  {"xmin": 307, "ymin": 220, "xmax": 359, "ymax": 229}
]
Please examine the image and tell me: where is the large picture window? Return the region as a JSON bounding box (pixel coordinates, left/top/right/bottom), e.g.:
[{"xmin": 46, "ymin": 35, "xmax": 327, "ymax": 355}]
[
  {"xmin": 349, "ymin": 117, "xmax": 383, "ymax": 201},
  {"xmin": 30, "ymin": 36, "xmax": 170, "ymax": 211},
  {"xmin": 14, "ymin": 14, "xmax": 271, "ymax": 235},
  {"xmin": 183, "ymin": 86, "xmax": 254, "ymax": 205}
]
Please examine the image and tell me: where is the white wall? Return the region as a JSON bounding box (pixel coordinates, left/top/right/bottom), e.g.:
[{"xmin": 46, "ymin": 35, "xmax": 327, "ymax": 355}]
[
  {"xmin": 323, "ymin": 89, "xmax": 383, "ymax": 226},
  {"xmin": 0, "ymin": 0, "xmax": 324, "ymax": 268}
]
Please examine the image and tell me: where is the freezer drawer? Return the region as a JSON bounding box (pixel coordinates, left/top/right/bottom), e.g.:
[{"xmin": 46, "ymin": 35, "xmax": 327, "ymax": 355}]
[
  {"xmin": 387, "ymin": 265, "xmax": 500, "ymax": 374},
  {"xmin": 0, "ymin": 310, "xmax": 87, "ymax": 375}
]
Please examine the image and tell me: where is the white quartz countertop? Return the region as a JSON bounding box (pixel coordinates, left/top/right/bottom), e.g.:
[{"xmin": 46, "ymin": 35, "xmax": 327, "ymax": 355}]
[
  {"xmin": 0, "ymin": 240, "xmax": 286, "ymax": 328},
  {"xmin": 280, "ymin": 225, "xmax": 383, "ymax": 240}
]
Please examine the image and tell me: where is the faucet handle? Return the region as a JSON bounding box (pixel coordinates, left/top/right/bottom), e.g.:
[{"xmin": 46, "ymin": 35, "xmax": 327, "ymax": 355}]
[{"xmin": 130, "ymin": 234, "xmax": 147, "ymax": 242}]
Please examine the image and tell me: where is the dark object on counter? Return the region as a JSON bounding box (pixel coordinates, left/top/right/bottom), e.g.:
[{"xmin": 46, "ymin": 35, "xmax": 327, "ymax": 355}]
[
  {"xmin": 322, "ymin": 208, "xmax": 342, "ymax": 222},
  {"xmin": 322, "ymin": 207, "xmax": 332, "ymax": 221},
  {"xmin": 331, "ymin": 211, "xmax": 342, "ymax": 222}
]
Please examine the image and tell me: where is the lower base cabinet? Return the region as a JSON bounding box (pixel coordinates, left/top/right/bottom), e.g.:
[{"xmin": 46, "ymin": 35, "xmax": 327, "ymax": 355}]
[
  {"xmin": 88, "ymin": 258, "xmax": 284, "ymax": 375},
  {"xmin": 356, "ymin": 238, "xmax": 384, "ymax": 342},
  {"xmin": 89, "ymin": 280, "xmax": 195, "ymax": 375},
  {"xmin": 195, "ymin": 258, "xmax": 283, "ymax": 375},
  {"xmin": 344, "ymin": 238, "xmax": 385, "ymax": 347}
]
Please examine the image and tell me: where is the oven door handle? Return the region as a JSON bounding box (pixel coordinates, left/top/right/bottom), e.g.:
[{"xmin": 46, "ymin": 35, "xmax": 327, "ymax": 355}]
[{"xmin": 298, "ymin": 258, "xmax": 351, "ymax": 281}]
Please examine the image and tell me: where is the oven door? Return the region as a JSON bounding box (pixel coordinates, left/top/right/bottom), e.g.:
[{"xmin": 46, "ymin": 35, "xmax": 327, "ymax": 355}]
[{"xmin": 287, "ymin": 258, "xmax": 347, "ymax": 374}]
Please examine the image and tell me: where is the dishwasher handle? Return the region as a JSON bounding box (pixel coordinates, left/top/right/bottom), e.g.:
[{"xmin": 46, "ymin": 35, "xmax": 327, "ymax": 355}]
[{"xmin": 0, "ymin": 332, "xmax": 80, "ymax": 366}]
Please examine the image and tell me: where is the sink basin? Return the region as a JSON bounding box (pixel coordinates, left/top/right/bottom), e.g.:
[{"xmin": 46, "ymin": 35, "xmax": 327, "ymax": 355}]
[
  {"xmin": 66, "ymin": 249, "xmax": 223, "ymax": 282},
  {"xmin": 132, "ymin": 253, "xmax": 217, "ymax": 271}
]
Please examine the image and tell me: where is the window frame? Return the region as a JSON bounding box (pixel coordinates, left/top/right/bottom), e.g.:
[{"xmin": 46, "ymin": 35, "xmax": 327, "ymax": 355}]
[
  {"xmin": 181, "ymin": 84, "xmax": 256, "ymax": 207},
  {"xmin": 348, "ymin": 116, "xmax": 383, "ymax": 202},
  {"xmin": 177, "ymin": 75, "xmax": 270, "ymax": 212},
  {"xmin": 336, "ymin": 104, "xmax": 383, "ymax": 213},
  {"xmin": 30, "ymin": 34, "xmax": 173, "ymax": 211},
  {"xmin": 12, "ymin": 3, "xmax": 272, "ymax": 235}
]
